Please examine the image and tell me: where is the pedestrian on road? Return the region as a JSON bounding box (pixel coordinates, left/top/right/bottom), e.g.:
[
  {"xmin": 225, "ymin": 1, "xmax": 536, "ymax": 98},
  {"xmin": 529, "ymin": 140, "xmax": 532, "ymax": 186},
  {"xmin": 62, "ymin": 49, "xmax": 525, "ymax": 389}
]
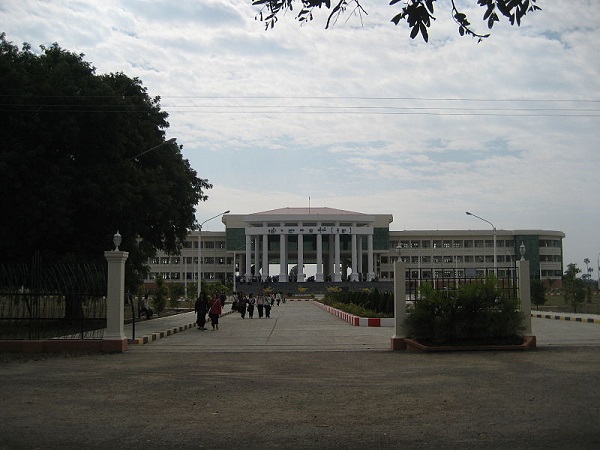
[
  {"xmin": 257, "ymin": 294, "xmax": 265, "ymax": 318},
  {"xmin": 195, "ymin": 293, "xmax": 209, "ymax": 330},
  {"xmin": 208, "ymin": 296, "xmax": 222, "ymax": 330},
  {"xmin": 248, "ymin": 294, "xmax": 256, "ymax": 319},
  {"xmin": 264, "ymin": 298, "xmax": 272, "ymax": 318},
  {"xmin": 238, "ymin": 294, "xmax": 248, "ymax": 319},
  {"xmin": 276, "ymin": 292, "xmax": 282, "ymax": 306}
]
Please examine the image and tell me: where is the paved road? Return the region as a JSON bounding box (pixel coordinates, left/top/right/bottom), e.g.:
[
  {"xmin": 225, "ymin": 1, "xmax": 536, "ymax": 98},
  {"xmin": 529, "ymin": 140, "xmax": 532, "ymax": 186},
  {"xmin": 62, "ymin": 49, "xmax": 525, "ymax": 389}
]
[
  {"xmin": 1, "ymin": 301, "xmax": 599, "ymax": 450},
  {"xmin": 126, "ymin": 300, "xmax": 600, "ymax": 353}
]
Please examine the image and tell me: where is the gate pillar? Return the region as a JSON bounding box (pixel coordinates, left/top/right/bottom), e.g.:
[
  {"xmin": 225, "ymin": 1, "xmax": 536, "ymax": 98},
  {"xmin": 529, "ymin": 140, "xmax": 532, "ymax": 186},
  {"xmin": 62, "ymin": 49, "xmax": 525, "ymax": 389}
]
[{"xmin": 104, "ymin": 248, "xmax": 129, "ymax": 352}]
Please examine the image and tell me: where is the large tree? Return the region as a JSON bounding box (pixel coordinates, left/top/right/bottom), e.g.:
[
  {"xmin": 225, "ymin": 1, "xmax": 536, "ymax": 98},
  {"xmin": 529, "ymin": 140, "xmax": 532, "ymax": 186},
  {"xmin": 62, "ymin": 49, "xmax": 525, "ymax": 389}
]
[
  {"xmin": 253, "ymin": 0, "xmax": 541, "ymax": 42},
  {"xmin": 0, "ymin": 33, "xmax": 211, "ymax": 290}
]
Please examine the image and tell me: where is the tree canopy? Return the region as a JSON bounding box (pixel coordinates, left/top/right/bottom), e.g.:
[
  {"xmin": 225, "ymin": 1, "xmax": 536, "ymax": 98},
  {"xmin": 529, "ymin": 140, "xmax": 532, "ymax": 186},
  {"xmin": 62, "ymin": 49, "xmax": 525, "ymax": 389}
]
[
  {"xmin": 0, "ymin": 33, "xmax": 211, "ymax": 289},
  {"xmin": 253, "ymin": 0, "xmax": 541, "ymax": 42}
]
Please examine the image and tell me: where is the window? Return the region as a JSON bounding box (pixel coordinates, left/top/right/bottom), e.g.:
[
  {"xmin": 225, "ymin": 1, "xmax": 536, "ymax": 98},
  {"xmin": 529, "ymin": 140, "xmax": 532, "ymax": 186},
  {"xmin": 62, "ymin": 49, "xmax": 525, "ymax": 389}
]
[
  {"xmin": 421, "ymin": 240, "xmax": 431, "ymax": 248},
  {"xmin": 464, "ymin": 240, "xmax": 473, "ymax": 248},
  {"xmin": 399, "ymin": 240, "xmax": 409, "ymax": 249},
  {"xmin": 171, "ymin": 272, "xmax": 181, "ymax": 280},
  {"xmin": 485, "ymin": 240, "xmax": 494, "ymax": 248},
  {"xmin": 464, "ymin": 256, "xmax": 474, "ymax": 263},
  {"xmin": 150, "ymin": 257, "xmax": 159, "ymax": 264},
  {"xmin": 217, "ymin": 241, "xmax": 226, "ymax": 249},
  {"xmin": 411, "ymin": 241, "xmax": 420, "ymax": 248},
  {"xmin": 217, "ymin": 258, "xmax": 226, "ymax": 265},
  {"xmin": 204, "ymin": 241, "xmax": 215, "ymax": 249},
  {"xmin": 411, "ymin": 256, "xmax": 419, "ymax": 264},
  {"xmin": 160, "ymin": 257, "xmax": 170, "ymax": 264},
  {"xmin": 443, "ymin": 256, "xmax": 453, "ymax": 264},
  {"xmin": 453, "ymin": 240, "xmax": 462, "ymax": 248},
  {"xmin": 443, "ymin": 240, "xmax": 451, "ymax": 248},
  {"xmin": 433, "ymin": 240, "xmax": 442, "ymax": 248},
  {"xmin": 171, "ymin": 257, "xmax": 180, "ymax": 264},
  {"xmin": 474, "ymin": 240, "xmax": 483, "ymax": 248},
  {"xmin": 421, "ymin": 256, "xmax": 431, "ymax": 264}
]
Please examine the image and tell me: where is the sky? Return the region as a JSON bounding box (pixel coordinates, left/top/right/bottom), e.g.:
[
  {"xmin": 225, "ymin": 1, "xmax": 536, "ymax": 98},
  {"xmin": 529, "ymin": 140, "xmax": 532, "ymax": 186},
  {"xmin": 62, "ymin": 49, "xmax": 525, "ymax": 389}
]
[{"xmin": 2, "ymin": 1, "xmax": 599, "ymax": 272}]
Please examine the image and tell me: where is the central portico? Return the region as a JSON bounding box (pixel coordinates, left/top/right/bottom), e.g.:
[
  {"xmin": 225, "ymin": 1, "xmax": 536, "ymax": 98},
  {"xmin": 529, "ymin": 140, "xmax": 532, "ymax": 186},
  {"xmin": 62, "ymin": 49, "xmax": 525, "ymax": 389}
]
[{"xmin": 223, "ymin": 207, "xmax": 393, "ymax": 283}]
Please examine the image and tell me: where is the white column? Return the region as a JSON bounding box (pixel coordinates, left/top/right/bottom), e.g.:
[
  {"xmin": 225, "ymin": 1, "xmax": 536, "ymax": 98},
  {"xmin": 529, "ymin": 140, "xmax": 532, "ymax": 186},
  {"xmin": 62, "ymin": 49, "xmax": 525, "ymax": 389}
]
[
  {"xmin": 104, "ymin": 250, "xmax": 129, "ymax": 347},
  {"xmin": 367, "ymin": 234, "xmax": 375, "ymax": 281},
  {"xmin": 328, "ymin": 234, "xmax": 334, "ymax": 281},
  {"xmin": 254, "ymin": 235, "xmax": 261, "ymax": 281},
  {"xmin": 350, "ymin": 224, "xmax": 358, "ymax": 281},
  {"xmin": 518, "ymin": 260, "xmax": 532, "ymax": 334},
  {"xmin": 334, "ymin": 225, "xmax": 341, "ymax": 282},
  {"xmin": 262, "ymin": 232, "xmax": 269, "ymax": 281},
  {"xmin": 391, "ymin": 261, "xmax": 407, "ymax": 350},
  {"xmin": 358, "ymin": 236, "xmax": 363, "ymax": 280},
  {"xmin": 297, "ymin": 226, "xmax": 304, "ymax": 282},
  {"xmin": 245, "ymin": 234, "xmax": 252, "ymax": 281},
  {"xmin": 279, "ymin": 227, "xmax": 287, "ymax": 282},
  {"xmin": 316, "ymin": 231, "xmax": 324, "ymax": 282}
]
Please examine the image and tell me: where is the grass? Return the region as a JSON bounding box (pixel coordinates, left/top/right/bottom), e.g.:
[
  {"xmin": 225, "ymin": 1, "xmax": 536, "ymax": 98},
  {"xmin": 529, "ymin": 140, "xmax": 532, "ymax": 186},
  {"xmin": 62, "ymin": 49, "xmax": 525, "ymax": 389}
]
[{"xmin": 536, "ymin": 291, "xmax": 600, "ymax": 314}]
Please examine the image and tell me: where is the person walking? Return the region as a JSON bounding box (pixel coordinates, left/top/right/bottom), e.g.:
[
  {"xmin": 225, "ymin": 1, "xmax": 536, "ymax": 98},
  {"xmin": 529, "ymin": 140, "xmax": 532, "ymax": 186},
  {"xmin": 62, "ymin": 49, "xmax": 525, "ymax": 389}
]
[
  {"xmin": 264, "ymin": 297, "xmax": 272, "ymax": 318},
  {"xmin": 257, "ymin": 294, "xmax": 265, "ymax": 318},
  {"xmin": 194, "ymin": 293, "xmax": 208, "ymax": 330},
  {"xmin": 238, "ymin": 294, "xmax": 248, "ymax": 319},
  {"xmin": 208, "ymin": 295, "xmax": 223, "ymax": 330},
  {"xmin": 247, "ymin": 294, "xmax": 256, "ymax": 319}
]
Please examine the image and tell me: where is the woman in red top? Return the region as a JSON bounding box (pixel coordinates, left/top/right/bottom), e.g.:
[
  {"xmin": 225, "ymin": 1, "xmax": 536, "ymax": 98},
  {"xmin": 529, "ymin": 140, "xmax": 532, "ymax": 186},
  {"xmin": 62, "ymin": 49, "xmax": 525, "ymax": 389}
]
[{"xmin": 208, "ymin": 296, "xmax": 223, "ymax": 330}]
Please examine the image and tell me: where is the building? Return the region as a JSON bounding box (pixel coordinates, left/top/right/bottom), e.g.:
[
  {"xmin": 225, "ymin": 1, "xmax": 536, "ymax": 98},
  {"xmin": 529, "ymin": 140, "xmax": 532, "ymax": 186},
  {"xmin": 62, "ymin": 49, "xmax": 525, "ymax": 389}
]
[{"xmin": 144, "ymin": 207, "xmax": 564, "ymax": 291}]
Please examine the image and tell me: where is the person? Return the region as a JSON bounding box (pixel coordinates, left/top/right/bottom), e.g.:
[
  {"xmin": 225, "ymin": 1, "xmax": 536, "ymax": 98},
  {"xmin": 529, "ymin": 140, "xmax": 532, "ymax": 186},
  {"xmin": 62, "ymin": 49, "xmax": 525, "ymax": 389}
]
[
  {"xmin": 140, "ymin": 294, "xmax": 153, "ymax": 319},
  {"xmin": 264, "ymin": 296, "xmax": 272, "ymax": 318},
  {"xmin": 276, "ymin": 292, "xmax": 282, "ymax": 306},
  {"xmin": 194, "ymin": 293, "xmax": 209, "ymax": 330},
  {"xmin": 238, "ymin": 294, "xmax": 248, "ymax": 319},
  {"xmin": 256, "ymin": 294, "xmax": 265, "ymax": 318},
  {"xmin": 208, "ymin": 295, "xmax": 223, "ymax": 330},
  {"xmin": 247, "ymin": 294, "xmax": 256, "ymax": 319}
]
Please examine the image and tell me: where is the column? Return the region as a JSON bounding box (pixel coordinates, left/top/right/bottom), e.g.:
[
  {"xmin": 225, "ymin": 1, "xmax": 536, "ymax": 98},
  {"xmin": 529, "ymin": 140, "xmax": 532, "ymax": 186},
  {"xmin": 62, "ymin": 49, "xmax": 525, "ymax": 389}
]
[
  {"xmin": 279, "ymin": 228, "xmax": 287, "ymax": 282},
  {"xmin": 245, "ymin": 234, "xmax": 252, "ymax": 281},
  {"xmin": 367, "ymin": 234, "xmax": 375, "ymax": 281},
  {"xmin": 262, "ymin": 232, "xmax": 269, "ymax": 281},
  {"xmin": 358, "ymin": 236, "xmax": 364, "ymax": 281},
  {"xmin": 104, "ymin": 250, "xmax": 129, "ymax": 352},
  {"xmin": 254, "ymin": 235, "xmax": 260, "ymax": 281},
  {"xmin": 518, "ymin": 260, "xmax": 532, "ymax": 334},
  {"xmin": 333, "ymin": 225, "xmax": 341, "ymax": 282},
  {"xmin": 391, "ymin": 261, "xmax": 407, "ymax": 350},
  {"xmin": 350, "ymin": 225, "xmax": 358, "ymax": 281},
  {"xmin": 297, "ymin": 227, "xmax": 304, "ymax": 282},
  {"xmin": 316, "ymin": 230, "xmax": 324, "ymax": 282},
  {"xmin": 328, "ymin": 234, "xmax": 334, "ymax": 281}
]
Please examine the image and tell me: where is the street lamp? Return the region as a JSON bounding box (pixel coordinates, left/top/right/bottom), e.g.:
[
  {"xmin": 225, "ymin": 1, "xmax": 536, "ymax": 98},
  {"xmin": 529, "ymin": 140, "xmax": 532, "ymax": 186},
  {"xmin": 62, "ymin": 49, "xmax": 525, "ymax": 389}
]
[
  {"xmin": 466, "ymin": 211, "xmax": 497, "ymax": 275},
  {"xmin": 197, "ymin": 210, "xmax": 230, "ymax": 299},
  {"xmin": 128, "ymin": 137, "xmax": 177, "ymax": 161}
]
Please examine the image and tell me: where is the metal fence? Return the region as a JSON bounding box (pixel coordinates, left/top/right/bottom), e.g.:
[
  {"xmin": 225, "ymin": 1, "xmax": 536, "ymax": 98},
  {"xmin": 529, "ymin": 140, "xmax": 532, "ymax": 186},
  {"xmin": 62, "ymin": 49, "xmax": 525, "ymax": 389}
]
[
  {"xmin": 404, "ymin": 267, "xmax": 519, "ymax": 301},
  {"xmin": 0, "ymin": 260, "xmax": 107, "ymax": 340}
]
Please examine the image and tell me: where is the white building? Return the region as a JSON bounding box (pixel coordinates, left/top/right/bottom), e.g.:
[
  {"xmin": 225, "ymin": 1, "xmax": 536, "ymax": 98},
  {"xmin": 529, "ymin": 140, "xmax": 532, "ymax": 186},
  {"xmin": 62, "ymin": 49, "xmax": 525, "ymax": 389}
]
[{"xmin": 144, "ymin": 207, "xmax": 565, "ymax": 290}]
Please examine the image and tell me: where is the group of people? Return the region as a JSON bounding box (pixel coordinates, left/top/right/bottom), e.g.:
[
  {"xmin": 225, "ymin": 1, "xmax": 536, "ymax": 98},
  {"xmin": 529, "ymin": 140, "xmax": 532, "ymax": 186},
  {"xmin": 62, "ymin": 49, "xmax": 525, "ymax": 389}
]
[
  {"xmin": 194, "ymin": 292, "xmax": 224, "ymax": 331},
  {"xmin": 231, "ymin": 292, "xmax": 285, "ymax": 319}
]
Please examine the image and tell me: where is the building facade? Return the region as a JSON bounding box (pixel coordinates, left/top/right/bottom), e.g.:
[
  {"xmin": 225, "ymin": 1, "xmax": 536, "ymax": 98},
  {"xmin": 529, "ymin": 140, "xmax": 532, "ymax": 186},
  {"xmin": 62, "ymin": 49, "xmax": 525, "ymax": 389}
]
[{"xmin": 144, "ymin": 207, "xmax": 565, "ymax": 291}]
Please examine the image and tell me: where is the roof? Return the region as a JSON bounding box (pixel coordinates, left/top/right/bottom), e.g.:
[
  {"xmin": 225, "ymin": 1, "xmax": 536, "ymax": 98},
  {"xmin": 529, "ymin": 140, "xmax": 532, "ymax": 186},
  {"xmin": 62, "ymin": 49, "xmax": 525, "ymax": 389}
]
[{"xmin": 249, "ymin": 207, "xmax": 367, "ymax": 216}]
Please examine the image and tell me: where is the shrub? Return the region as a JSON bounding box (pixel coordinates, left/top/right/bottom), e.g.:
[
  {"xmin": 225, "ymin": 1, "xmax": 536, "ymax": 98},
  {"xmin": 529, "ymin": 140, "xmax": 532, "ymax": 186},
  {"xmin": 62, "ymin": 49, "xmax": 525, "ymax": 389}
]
[{"xmin": 404, "ymin": 277, "xmax": 523, "ymax": 345}]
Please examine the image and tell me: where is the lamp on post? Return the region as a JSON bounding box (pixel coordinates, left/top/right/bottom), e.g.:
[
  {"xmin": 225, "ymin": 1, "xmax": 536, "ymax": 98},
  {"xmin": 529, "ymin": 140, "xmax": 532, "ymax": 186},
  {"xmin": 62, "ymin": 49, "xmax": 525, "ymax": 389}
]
[
  {"xmin": 466, "ymin": 211, "xmax": 497, "ymax": 275},
  {"xmin": 197, "ymin": 210, "xmax": 230, "ymax": 299}
]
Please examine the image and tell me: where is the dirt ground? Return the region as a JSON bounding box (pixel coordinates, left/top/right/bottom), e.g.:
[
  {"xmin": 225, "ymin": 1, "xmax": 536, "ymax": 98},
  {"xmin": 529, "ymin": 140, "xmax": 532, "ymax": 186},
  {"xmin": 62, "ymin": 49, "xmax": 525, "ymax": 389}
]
[{"xmin": 1, "ymin": 346, "xmax": 599, "ymax": 449}]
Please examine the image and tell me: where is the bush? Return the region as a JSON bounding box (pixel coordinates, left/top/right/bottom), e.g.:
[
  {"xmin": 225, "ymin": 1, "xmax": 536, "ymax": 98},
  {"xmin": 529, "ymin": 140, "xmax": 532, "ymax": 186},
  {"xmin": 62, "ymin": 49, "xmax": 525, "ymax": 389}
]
[{"xmin": 404, "ymin": 277, "xmax": 523, "ymax": 345}]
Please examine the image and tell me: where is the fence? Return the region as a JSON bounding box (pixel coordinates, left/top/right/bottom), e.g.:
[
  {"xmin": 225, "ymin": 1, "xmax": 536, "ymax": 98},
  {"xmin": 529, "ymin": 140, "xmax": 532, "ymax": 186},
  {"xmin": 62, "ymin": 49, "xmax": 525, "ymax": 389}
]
[
  {"xmin": 0, "ymin": 261, "xmax": 107, "ymax": 340},
  {"xmin": 403, "ymin": 267, "xmax": 519, "ymax": 301}
]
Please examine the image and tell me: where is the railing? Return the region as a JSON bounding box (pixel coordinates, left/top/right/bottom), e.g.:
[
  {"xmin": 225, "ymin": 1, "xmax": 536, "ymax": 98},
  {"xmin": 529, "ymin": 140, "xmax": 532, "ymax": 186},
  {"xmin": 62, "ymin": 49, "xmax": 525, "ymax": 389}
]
[
  {"xmin": 0, "ymin": 261, "xmax": 107, "ymax": 340},
  {"xmin": 404, "ymin": 268, "xmax": 519, "ymax": 301}
]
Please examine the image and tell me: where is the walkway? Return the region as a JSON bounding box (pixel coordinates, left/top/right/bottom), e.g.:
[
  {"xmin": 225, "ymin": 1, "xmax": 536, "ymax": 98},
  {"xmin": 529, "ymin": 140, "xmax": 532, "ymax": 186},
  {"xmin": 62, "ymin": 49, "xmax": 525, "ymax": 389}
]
[{"xmin": 126, "ymin": 301, "xmax": 600, "ymax": 353}]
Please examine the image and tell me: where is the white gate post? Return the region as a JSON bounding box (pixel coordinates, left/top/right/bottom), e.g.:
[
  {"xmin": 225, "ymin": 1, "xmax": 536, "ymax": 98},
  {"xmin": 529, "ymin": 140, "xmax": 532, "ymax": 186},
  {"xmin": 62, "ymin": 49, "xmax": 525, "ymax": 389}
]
[
  {"xmin": 517, "ymin": 259, "xmax": 532, "ymax": 335},
  {"xmin": 391, "ymin": 261, "xmax": 407, "ymax": 350},
  {"xmin": 104, "ymin": 235, "xmax": 129, "ymax": 352}
]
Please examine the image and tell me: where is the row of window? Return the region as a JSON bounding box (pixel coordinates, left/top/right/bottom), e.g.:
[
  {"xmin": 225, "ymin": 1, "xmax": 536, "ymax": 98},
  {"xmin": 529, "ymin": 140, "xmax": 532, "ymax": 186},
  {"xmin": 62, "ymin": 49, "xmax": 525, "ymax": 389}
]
[
  {"xmin": 149, "ymin": 257, "xmax": 229, "ymax": 265},
  {"xmin": 181, "ymin": 240, "xmax": 226, "ymax": 249},
  {"xmin": 394, "ymin": 239, "xmax": 561, "ymax": 249},
  {"xmin": 381, "ymin": 255, "xmax": 517, "ymax": 264},
  {"xmin": 380, "ymin": 268, "xmax": 563, "ymax": 279},
  {"xmin": 147, "ymin": 272, "xmax": 229, "ymax": 281}
]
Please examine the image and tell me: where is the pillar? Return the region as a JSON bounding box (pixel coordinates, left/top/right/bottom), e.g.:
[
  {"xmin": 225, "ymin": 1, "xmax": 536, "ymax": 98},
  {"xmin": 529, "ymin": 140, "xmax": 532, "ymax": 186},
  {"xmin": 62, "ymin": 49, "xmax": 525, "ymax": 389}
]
[
  {"xmin": 333, "ymin": 230, "xmax": 341, "ymax": 282},
  {"xmin": 297, "ymin": 229, "xmax": 304, "ymax": 282},
  {"xmin": 104, "ymin": 250, "xmax": 128, "ymax": 352},
  {"xmin": 279, "ymin": 230, "xmax": 287, "ymax": 282},
  {"xmin": 245, "ymin": 234, "xmax": 252, "ymax": 281},
  {"xmin": 518, "ymin": 260, "xmax": 532, "ymax": 334},
  {"xmin": 367, "ymin": 234, "xmax": 375, "ymax": 281},
  {"xmin": 262, "ymin": 232, "xmax": 269, "ymax": 281},
  {"xmin": 316, "ymin": 231, "xmax": 324, "ymax": 282},
  {"xmin": 350, "ymin": 229, "xmax": 358, "ymax": 281},
  {"xmin": 391, "ymin": 261, "xmax": 407, "ymax": 350}
]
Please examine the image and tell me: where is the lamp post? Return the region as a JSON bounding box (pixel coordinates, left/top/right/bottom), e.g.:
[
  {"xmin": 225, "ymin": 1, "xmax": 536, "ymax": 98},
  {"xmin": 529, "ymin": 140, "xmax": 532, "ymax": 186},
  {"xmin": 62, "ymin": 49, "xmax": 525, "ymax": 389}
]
[
  {"xmin": 128, "ymin": 137, "xmax": 177, "ymax": 161},
  {"xmin": 466, "ymin": 211, "xmax": 497, "ymax": 275},
  {"xmin": 197, "ymin": 210, "xmax": 230, "ymax": 299}
]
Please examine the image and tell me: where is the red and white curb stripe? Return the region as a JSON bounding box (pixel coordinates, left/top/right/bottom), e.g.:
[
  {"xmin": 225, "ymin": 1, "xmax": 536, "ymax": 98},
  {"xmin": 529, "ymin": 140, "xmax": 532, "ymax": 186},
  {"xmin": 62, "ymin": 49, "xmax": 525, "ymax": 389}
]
[{"xmin": 313, "ymin": 301, "xmax": 394, "ymax": 327}]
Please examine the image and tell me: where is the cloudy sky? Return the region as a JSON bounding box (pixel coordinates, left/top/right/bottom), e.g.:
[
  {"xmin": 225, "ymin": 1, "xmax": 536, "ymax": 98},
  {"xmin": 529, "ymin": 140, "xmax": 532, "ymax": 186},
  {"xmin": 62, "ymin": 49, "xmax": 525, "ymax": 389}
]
[{"xmin": 2, "ymin": 1, "xmax": 599, "ymax": 271}]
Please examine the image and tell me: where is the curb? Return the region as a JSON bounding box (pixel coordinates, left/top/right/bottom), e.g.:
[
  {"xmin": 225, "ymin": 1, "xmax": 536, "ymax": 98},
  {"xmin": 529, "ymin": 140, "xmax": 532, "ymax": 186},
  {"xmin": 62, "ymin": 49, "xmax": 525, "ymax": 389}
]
[
  {"xmin": 531, "ymin": 313, "xmax": 600, "ymax": 324},
  {"xmin": 313, "ymin": 301, "xmax": 393, "ymax": 327},
  {"xmin": 128, "ymin": 310, "xmax": 236, "ymax": 345}
]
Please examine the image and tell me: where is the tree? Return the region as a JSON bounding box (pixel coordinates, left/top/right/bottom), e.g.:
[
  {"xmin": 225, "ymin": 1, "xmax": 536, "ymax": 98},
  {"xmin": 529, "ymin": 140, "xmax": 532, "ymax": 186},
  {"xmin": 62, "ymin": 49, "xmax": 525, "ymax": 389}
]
[
  {"xmin": 0, "ymin": 34, "xmax": 212, "ymax": 292},
  {"xmin": 562, "ymin": 263, "xmax": 585, "ymax": 313},
  {"xmin": 253, "ymin": 0, "xmax": 541, "ymax": 42},
  {"xmin": 530, "ymin": 279, "xmax": 546, "ymax": 310}
]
